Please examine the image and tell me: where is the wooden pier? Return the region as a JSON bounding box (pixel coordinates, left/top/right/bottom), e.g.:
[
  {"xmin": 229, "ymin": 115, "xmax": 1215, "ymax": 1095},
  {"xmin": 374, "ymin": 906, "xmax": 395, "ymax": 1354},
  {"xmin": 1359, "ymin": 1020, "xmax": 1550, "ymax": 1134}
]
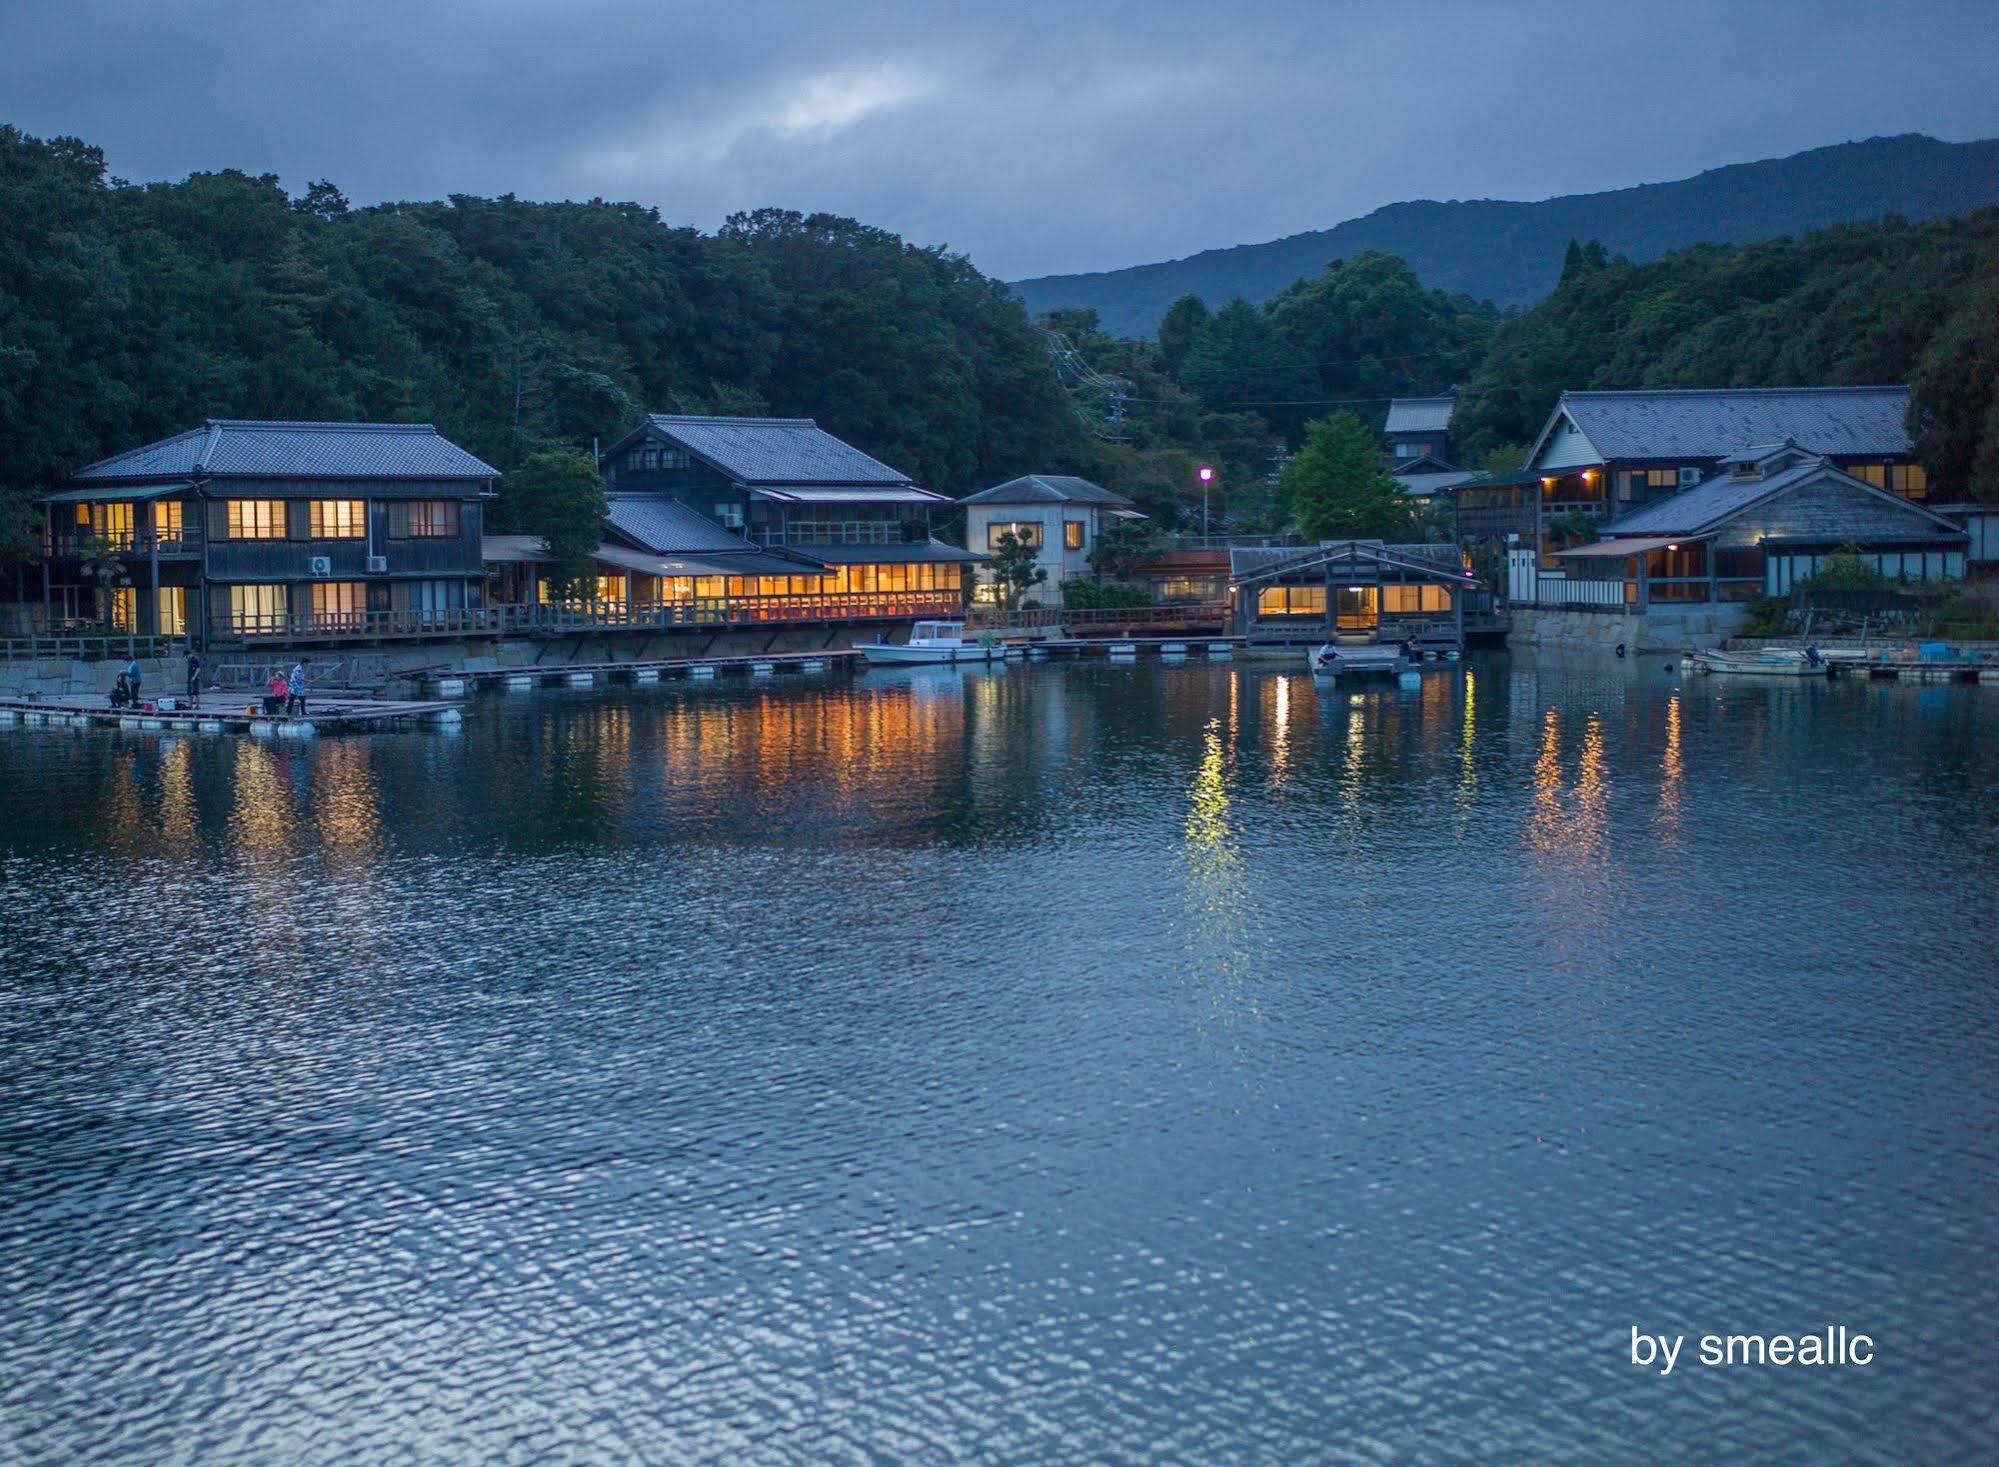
[
  {"xmin": 438, "ymin": 648, "xmax": 866, "ymax": 694},
  {"xmin": 0, "ymin": 692, "xmax": 463, "ymax": 737}
]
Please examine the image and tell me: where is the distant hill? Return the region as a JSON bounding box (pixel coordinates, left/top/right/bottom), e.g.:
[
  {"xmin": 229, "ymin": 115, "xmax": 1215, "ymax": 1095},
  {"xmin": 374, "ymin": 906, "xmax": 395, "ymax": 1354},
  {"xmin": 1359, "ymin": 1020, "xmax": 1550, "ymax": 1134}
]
[{"xmin": 1010, "ymin": 135, "xmax": 1999, "ymax": 337}]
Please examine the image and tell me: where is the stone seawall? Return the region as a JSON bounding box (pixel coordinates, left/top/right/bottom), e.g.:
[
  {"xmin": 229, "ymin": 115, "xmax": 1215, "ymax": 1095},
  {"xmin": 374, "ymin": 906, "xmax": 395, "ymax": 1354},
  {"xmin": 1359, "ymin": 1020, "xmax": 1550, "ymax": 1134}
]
[{"xmin": 1509, "ymin": 603, "xmax": 1748, "ymax": 655}]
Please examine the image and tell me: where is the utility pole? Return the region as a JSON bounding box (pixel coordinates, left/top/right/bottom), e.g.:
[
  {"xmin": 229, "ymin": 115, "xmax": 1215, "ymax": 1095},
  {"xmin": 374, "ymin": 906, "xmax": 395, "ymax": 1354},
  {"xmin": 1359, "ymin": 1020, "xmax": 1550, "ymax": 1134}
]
[{"xmin": 1197, "ymin": 465, "xmax": 1214, "ymax": 542}]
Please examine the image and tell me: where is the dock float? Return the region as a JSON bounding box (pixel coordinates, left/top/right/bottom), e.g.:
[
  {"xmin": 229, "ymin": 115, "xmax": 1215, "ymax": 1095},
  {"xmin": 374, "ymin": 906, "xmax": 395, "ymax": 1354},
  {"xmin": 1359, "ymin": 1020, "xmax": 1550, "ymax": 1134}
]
[{"xmin": 0, "ymin": 693, "xmax": 465, "ymax": 736}]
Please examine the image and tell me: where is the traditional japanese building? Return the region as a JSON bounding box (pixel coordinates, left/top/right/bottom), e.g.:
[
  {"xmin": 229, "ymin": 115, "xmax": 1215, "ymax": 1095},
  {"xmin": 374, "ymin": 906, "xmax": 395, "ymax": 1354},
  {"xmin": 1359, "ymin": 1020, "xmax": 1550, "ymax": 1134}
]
[
  {"xmin": 493, "ymin": 414, "xmax": 980, "ymax": 626},
  {"xmin": 1383, "ymin": 396, "xmax": 1456, "ymax": 465},
  {"xmin": 1229, "ymin": 541, "xmax": 1475, "ymax": 649},
  {"xmin": 1543, "ymin": 443, "xmax": 1968, "ymax": 609},
  {"xmin": 39, "ymin": 420, "xmax": 497, "ymax": 646},
  {"xmin": 958, "ymin": 475, "xmax": 1146, "ymax": 602}
]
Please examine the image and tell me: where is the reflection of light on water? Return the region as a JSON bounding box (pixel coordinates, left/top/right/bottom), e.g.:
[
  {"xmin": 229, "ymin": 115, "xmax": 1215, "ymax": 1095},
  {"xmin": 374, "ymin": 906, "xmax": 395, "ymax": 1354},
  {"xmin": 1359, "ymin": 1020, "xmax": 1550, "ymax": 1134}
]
[
  {"xmin": 1270, "ymin": 675, "xmax": 1290, "ymax": 784},
  {"xmin": 228, "ymin": 742, "xmax": 295, "ymax": 860},
  {"xmin": 1529, "ymin": 708, "xmax": 1562, "ymax": 852},
  {"xmin": 158, "ymin": 738, "xmax": 196, "ymax": 845},
  {"xmin": 1456, "ymin": 669, "xmax": 1478, "ymax": 807},
  {"xmin": 1574, "ymin": 713, "xmax": 1608, "ymax": 864},
  {"xmin": 1658, "ymin": 694, "xmax": 1684, "ymax": 841},
  {"xmin": 1179, "ymin": 716, "xmax": 1264, "ymax": 1035},
  {"xmin": 1186, "ymin": 717, "xmax": 1230, "ymax": 847}
]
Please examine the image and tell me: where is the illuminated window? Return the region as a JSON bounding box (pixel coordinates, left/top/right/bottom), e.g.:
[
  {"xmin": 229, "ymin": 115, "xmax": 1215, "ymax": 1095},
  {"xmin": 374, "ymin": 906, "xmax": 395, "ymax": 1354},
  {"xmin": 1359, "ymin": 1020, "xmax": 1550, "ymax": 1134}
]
[
  {"xmin": 1383, "ymin": 584, "xmax": 1453, "ymax": 613},
  {"xmin": 155, "ymin": 587, "xmax": 186, "ymax": 637},
  {"xmin": 307, "ymin": 500, "xmax": 365, "ymax": 539},
  {"xmin": 1257, "ymin": 585, "xmax": 1326, "ymax": 616},
  {"xmin": 153, "ymin": 500, "xmax": 183, "ymax": 540},
  {"xmin": 225, "ymin": 500, "xmax": 286, "ymax": 540},
  {"xmin": 93, "ymin": 502, "xmax": 135, "ymax": 544},
  {"xmin": 229, "ymin": 583, "xmax": 288, "ymax": 631},
  {"xmin": 987, "ymin": 521, "xmax": 1043, "ymax": 550},
  {"xmin": 107, "ymin": 586, "xmax": 136, "ymax": 632},
  {"xmin": 310, "ymin": 582, "xmax": 366, "ymax": 626},
  {"xmin": 1890, "ymin": 464, "xmax": 1929, "ymax": 500},
  {"xmin": 1064, "ymin": 521, "xmax": 1086, "ymax": 550},
  {"xmin": 1851, "ymin": 464, "xmax": 1889, "ymax": 490},
  {"xmin": 391, "ymin": 500, "xmax": 459, "ymax": 537}
]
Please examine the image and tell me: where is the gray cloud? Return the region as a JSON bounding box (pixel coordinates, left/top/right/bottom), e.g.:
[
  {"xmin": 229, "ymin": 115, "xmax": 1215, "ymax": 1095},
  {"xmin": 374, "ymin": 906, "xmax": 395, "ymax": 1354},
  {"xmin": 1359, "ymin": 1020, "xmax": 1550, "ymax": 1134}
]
[{"xmin": 1, "ymin": 0, "xmax": 1995, "ymax": 279}]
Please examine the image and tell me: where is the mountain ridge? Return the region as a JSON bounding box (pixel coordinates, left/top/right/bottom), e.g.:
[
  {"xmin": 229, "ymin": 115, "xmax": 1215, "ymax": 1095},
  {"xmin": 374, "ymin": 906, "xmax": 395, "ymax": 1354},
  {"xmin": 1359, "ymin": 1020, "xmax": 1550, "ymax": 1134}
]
[{"xmin": 1010, "ymin": 134, "xmax": 1999, "ymax": 336}]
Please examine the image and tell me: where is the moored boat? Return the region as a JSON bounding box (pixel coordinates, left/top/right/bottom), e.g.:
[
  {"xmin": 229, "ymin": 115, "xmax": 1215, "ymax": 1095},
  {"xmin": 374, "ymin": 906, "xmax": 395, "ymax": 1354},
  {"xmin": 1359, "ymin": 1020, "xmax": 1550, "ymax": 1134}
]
[
  {"xmin": 856, "ymin": 620, "xmax": 1003, "ymax": 665},
  {"xmin": 1688, "ymin": 646, "xmax": 1833, "ymax": 678}
]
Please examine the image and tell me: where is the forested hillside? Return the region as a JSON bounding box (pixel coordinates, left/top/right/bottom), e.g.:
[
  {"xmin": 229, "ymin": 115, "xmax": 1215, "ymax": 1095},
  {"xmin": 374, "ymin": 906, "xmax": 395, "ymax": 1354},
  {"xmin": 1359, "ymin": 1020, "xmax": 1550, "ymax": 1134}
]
[
  {"xmin": 1012, "ymin": 135, "xmax": 1999, "ymax": 336},
  {"xmin": 0, "ymin": 125, "xmax": 1077, "ymax": 562},
  {"xmin": 1451, "ymin": 212, "xmax": 1999, "ymax": 495}
]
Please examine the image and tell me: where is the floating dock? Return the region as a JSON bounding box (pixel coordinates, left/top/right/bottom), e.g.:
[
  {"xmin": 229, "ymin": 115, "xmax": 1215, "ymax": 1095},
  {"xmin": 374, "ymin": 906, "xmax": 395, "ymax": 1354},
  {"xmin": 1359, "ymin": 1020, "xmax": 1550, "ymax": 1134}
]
[
  {"xmin": 444, "ymin": 649, "xmax": 863, "ymax": 693},
  {"xmin": 0, "ymin": 693, "xmax": 463, "ymax": 737}
]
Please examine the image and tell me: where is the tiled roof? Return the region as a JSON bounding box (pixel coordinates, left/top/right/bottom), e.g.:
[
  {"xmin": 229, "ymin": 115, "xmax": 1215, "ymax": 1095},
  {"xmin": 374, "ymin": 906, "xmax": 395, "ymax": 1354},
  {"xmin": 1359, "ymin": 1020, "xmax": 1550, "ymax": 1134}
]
[
  {"xmin": 645, "ymin": 415, "xmax": 914, "ymax": 486},
  {"xmin": 1384, "ymin": 397, "xmax": 1455, "ymax": 435},
  {"xmin": 1549, "ymin": 386, "xmax": 1911, "ymax": 463},
  {"xmin": 960, "ymin": 475, "xmax": 1134, "ymax": 507},
  {"xmin": 605, "ymin": 497, "xmax": 761, "ymax": 555},
  {"xmin": 788, "ymin": 540, "xmax": 986, "ymax": 565},
  {"xmin": 1394, "ymin": 468, "xmax": 1482, "ymax": 498},
  {"xmin": 73, "ymin": 420, "xmax": 498, "ymax": 481},
  {"xmin": 1229, "ymin": 540, "xmax": 1465, "ymax": 582},
  {"xmin": 1605, "ymin": 452, "xmax": 1961, "ymax": 538}
]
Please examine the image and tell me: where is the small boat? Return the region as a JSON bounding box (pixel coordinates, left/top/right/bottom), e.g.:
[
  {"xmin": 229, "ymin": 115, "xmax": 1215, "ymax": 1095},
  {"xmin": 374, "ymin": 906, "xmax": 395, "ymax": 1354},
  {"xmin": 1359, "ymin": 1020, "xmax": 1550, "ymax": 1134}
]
[
  {"xmin": 1688, "ymin": 646, "xmax": 1833, "ymax": 678},
  {"xmin": 1306, "ymin": 642, "xmax": 1414, "ymax": 678},
  {"xmin": 856, "ymin": 620, "xmax": 1003, "ymax": 665}
]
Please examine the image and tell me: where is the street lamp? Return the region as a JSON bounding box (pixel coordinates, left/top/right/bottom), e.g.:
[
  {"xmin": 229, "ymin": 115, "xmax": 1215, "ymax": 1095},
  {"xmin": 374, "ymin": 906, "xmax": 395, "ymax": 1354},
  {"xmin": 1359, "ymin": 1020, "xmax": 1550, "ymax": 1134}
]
[{"xmin": 1197, "ymin": 465, "xmax": 1214, "ymax": 541}]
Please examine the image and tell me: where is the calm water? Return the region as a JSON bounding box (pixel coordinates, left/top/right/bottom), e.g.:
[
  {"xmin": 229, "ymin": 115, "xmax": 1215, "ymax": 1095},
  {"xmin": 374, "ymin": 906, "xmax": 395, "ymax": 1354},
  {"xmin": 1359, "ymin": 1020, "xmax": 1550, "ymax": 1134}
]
[{"xmin": 1, "ymin": 656, "xmax": 1995, "ymax": 1463}]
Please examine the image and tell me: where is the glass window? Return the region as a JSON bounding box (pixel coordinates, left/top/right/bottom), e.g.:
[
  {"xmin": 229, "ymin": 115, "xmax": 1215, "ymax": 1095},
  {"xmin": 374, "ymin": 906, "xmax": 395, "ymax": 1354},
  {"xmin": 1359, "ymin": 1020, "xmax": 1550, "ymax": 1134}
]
[
  {"xmin": 308, "ymin": 500, "xmax": 365, "ymax": 539},
  {"xmin": 311, "ymin": 581, "xmax": 366, "ymax": 626},
  {"xmin": 107, "ymin": 586, "xmax": 136, "ymax": 632},
  {"xmin": 396, "ymin": 500, "xmax": 459, "ymax": 537},
  {"xmin": 225, "ymin": 500, "xmax": 286, "ymax": 540},
  {"xmin": 1064, "ymin": 521, "xmax": 1086, "ymax": 550},
  {"xmin": 987, "ymin": 521, "xmax": 1043, "ymax": 550},
  {"xmin": 153, "ymin": 500, "xmax": 183, "ymax": 539},
  {"xmin": 93, "ymin": 502, "xmax": 135, "ymax": 545},
  {"xmin": 1257, "ymin": 585, "xmax": 1325, "ymax": 616},
  {"xmin": 155, "ymin": 587, "xmax": 186, "ymax": 637},
  {"xmin": 229, "ymin": 583, "xmax": 288, "ymax": 631},
  {"xmin": 1851, "ymin": 464, "xmax": 1889, "ymax": 489},
  {"xmin": 1890, "ymin": 464, "xmax": 1929, "ymax": 499}
]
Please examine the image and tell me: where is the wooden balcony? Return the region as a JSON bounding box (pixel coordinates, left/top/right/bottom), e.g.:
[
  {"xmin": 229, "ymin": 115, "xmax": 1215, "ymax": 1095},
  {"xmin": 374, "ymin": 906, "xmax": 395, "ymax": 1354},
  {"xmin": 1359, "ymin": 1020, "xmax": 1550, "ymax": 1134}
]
[
  {"xmin": 208, "ymin": 591, "xmax": 966, "ymax": 643},
  {"xmin": 45, "ymin": 529, "xmax": 205, "ymax": 559}
]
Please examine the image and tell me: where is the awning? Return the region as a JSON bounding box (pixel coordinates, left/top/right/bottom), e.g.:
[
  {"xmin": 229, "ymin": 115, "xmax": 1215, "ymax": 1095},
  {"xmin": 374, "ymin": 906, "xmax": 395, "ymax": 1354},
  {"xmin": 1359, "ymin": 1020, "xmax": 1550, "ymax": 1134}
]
[
  {"xmin": 1553, "ymin": 534, "xmax": 1710, "ymax": 559},
  {"xmin": 39, "ymin": 482, "xmax": 192, "ymax": 504},
  {"xmin": 482, "ymin": 534, "xmax": 552, "ymax": 564},
  {"xmin": 748, "ymin": 485, "xmax": 948, "ymax": 504},
  {"xmin": 788, "ymin": 540, "xmax": 984, "ymax": 566}
]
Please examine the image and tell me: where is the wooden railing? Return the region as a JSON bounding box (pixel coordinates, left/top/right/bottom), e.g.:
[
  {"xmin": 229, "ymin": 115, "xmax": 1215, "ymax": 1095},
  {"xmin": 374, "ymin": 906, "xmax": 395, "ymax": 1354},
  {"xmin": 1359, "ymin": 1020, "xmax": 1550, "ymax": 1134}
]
[
  {"xmin": 45, "ymin": 530, "xmax": 204, "ymax": 558},
  {"xmin": 967, "ymin": 602, "xmax": 1231, "ymax": 632},
  {"xmin": 209, "ymin": 592, "xmax": 966, "ymax": 643},
  {"xmin": 1, "ymin": 632, "xmax": 181, "ymax": 663},
  {"xmin": 1534, "ymin": 574, "xmax": 1627, "ymax": 609}
]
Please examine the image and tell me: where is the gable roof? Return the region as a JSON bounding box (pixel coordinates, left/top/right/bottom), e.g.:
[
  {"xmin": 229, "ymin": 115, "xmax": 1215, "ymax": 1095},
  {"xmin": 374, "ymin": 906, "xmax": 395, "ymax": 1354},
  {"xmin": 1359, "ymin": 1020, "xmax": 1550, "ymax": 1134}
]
[
  {"xmin": 959, "ymin": 474, "xmax": 1135, "ymax": 507},
  {"xmin": 1394, "ymin": 468, "xmax": 1483, "ymax": 499},
  {"xmin": 604, "ymin": 497, "xmax": 762, "ymax": 556},
  {"xmin": 1384, "ymin": 397, "xmax": 1455, "ymax": 436},
  {"xmin": 1604, "ymin": 453, "xmax": 1964, "ymax": 538},
  {"xmin": 73, "ymin": 420, "xmax": 498, "ymax": 482},
  {"xmin": 1528, "ymin": 386, "xmax": 1911, "ymax": 467},
  {"xmin": 1230, "ymin": 540, "xmax": 1469, "ymax": 585},
  {"xmin": 621, "ymin": 415, "xmax": 916, "ymax": 488}
]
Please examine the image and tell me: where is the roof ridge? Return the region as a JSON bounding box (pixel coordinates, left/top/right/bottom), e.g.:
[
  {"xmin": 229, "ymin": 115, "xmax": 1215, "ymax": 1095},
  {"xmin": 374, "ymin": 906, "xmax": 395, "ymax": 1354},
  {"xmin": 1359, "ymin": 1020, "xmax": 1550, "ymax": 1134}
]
[
  {"xmin": 1563, "ymin": 384, "xmax": 1906, "ymax": 399},
  {"xmin": 202, "ymin": 419, "xmax": 442, "ymax": 432},
  {"xmin": 647, "ymin": 414, "xmax": 818, "ymax": 427}
]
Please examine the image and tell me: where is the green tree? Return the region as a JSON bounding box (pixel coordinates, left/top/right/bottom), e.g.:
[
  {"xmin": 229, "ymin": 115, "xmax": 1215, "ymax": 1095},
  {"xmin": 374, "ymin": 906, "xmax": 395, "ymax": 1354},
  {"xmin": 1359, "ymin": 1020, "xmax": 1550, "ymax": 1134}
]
[
  {"xmin": 497, "ymin": 449, "xmax": 608, "ymax": 595},
  {"xmin": 1156, "ymin": 293, "xmax": 1209, "ymax": 380},
  {"xmin": 1479, "ymin": 442, "xmax": 1528, "ymax": 474},
  {"xmin": 1180, "ymin": 298, "xmax": 1315, "ymax": 418},
  {"xmin": 1280, "ymin": 413, "xmax": 1410, "ymax": 541},
  {"xmin": 986, "ymin": 529, "xmax": 1046, "ymax": 609},
  {"xmin": 1088, "ymin": 520, "xmax": 1168, "ymax": 581}
]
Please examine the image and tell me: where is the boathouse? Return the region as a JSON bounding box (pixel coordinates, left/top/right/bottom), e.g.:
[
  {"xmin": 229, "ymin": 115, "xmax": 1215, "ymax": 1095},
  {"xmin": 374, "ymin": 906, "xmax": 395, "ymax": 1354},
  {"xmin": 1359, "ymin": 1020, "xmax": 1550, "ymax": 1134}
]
[
  {"xmin": 958, "ymin": 475, "xmax": 1146, "ymax": 602},
  {"xmin": 1546, "ymin": 443, "xmax": 1969, "ymax": 607},
  {"xmin": 38, "ymin": 420, "xmax": 497, "ymax": 647},
  {"xmin": 1229, "ymin": 541, "xmax": 1474, "ymax": 649}
]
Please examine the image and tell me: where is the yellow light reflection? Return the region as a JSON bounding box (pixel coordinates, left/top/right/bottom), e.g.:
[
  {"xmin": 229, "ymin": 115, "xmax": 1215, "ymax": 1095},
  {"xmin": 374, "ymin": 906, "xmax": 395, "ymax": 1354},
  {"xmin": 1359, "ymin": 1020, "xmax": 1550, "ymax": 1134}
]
[{"xmin": 1657, "ymin": 693, "xmax": 1684, "ymax": 841}]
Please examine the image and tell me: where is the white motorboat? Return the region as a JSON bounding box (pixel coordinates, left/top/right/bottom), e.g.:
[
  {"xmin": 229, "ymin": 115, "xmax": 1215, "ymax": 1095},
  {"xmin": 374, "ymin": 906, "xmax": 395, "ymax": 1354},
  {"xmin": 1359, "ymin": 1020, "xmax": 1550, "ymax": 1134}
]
[
  {"xmin": 1306, "ymin": 642, "xmax": 1413, "ymax": 678},
  {"xmin": 856, "ymin": 620, "xmax": 1004, "ymax": 665},
  {"xmin": 1688, "ymin": 646, "xmax": 1833, "ymax": 678}
]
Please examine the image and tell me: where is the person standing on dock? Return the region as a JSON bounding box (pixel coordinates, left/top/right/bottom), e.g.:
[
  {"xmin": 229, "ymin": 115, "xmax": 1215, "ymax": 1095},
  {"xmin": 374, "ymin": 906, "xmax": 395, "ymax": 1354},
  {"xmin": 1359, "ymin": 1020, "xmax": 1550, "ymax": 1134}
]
[
  {"xmin": 123, "ymin": 656, "xmax": 142, "ymax": 708},
  {"xmin": 185, "ymin": 653, "xmax": 202, "ymax": 709},
  {"xmin": 286, "ymin": 658, "xmax": 309, "ymax": 717}
]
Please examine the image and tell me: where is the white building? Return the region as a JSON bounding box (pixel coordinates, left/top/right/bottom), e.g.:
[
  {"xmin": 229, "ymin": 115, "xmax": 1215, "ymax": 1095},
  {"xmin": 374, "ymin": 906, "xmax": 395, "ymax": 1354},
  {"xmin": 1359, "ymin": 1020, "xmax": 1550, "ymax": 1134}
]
[{"xmin": 958, "ymin": 476, "xmax": 1145, "ymax": 601}]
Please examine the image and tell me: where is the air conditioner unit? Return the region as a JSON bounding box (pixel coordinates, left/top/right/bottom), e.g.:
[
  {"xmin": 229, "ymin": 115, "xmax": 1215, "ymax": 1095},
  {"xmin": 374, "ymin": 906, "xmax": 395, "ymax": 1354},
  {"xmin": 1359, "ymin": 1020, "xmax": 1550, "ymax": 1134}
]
[
  {"xmin": 367, "ymin": 555, "xmax": 389, "ymax": 573},
  {"xmin": 307, "ymin": 555, "xmax": 333, "ymax": 576},
  {"xmin": 1677, "ymin": 466, "xmax": 1703, "ymax": 487}
]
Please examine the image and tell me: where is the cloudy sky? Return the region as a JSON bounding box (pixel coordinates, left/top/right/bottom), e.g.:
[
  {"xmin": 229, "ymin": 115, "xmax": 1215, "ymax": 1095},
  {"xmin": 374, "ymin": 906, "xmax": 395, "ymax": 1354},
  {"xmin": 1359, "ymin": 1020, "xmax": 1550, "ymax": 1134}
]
[{"xmin": 3, "ymin": 0, "xmax": 1995, "ymax": 280}]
